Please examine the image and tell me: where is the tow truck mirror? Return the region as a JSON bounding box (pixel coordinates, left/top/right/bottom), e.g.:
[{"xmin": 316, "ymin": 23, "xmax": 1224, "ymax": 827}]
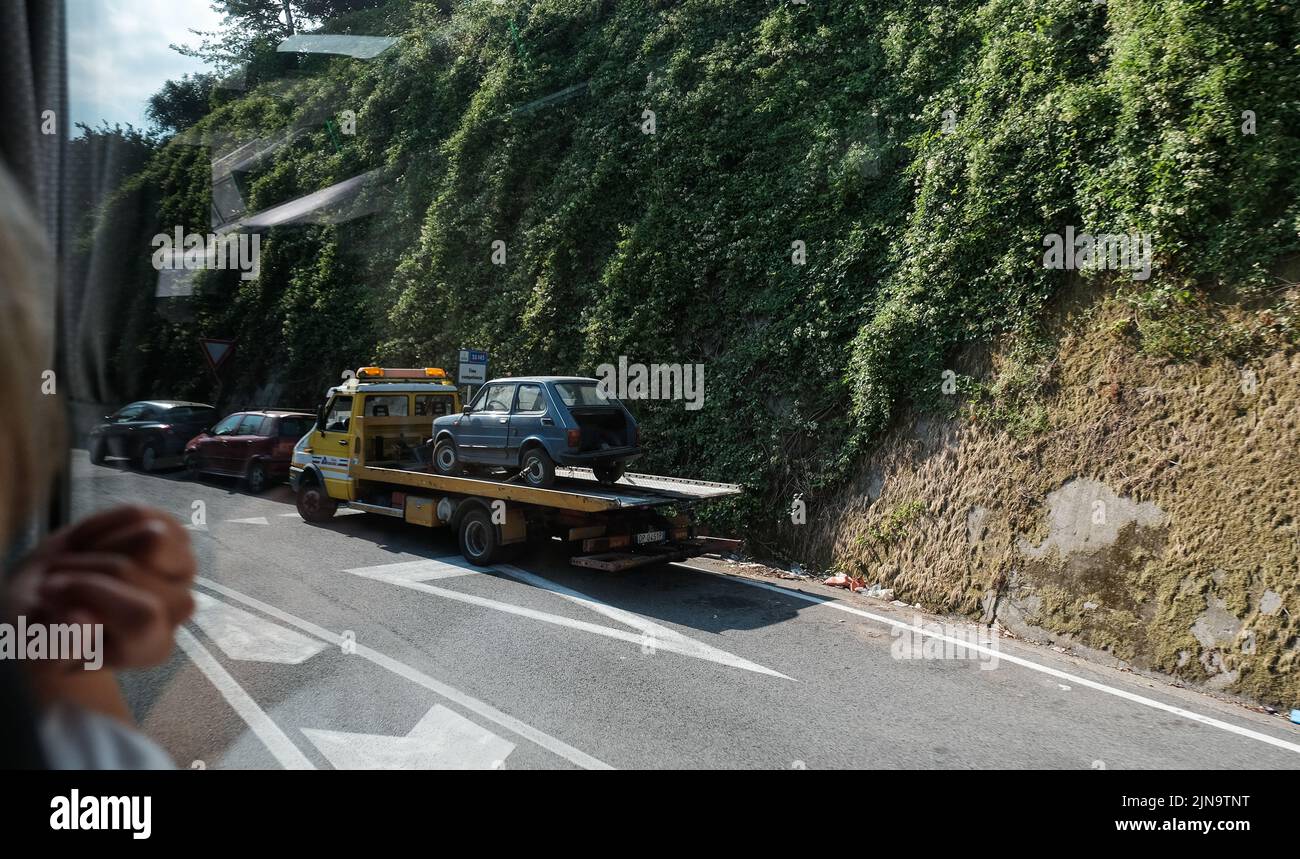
[
  {"xmin": 316, "ymin": 404, "xmax": 326, "ymax": 429},
  {"xmin": 462, "ymin": 404, "xmax": 472, "ymax": 414}
]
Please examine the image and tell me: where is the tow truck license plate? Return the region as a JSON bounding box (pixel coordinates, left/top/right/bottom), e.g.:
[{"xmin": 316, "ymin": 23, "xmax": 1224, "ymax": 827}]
[{"xmin": 636, "ymin": 530, "xmax": 666, "ymax": 545}]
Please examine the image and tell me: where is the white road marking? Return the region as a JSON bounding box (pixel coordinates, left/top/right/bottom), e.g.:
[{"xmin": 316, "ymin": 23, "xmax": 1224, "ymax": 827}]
[
  {"xmin": 345, "ymin": 557, "xmax": 480, "ymax": 582},
  {"xmin": 175, "ymin": 627, "xmax": 316, "ymax": 770},
  {"xmin": 191, "ymin": 591, "xmax": 327, "ymax": 664},
  {"xmin": 194, "ymin": 575, "xmax": 612, "ymax": 770},
  {"xmin": 302, "ymin": 704, "xmax": 515, "ymax": 769},
  {"xmin": 343, "ymin": 558, "xmax": 788, "ymax": 679},
  {"xmin": 691, "ymin": 566, "xmax": 1300, "ymax": 758},
  {"xmin": 498, "ymin": 562, "xmax": 793, "ymax": 681},
  {"xmin": 227, "ymin": 516, "xmax": 270, "ymax": 525}
]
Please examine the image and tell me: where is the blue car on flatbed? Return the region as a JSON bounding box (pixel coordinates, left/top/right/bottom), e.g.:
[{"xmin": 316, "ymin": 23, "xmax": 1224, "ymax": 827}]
[{"xmin": 432, "ymin": 376, "xmax": 642, "ymax": 487}]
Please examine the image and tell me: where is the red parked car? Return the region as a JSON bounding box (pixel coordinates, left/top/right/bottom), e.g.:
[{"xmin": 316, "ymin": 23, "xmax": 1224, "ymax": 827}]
[{"xmin": 184, "ymin": 410, "xmax": 315, "ymax": 493}]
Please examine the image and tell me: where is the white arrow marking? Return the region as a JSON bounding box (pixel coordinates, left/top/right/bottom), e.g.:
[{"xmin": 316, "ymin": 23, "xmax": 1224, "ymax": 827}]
[
  {"xmin": 196, "ymin": 576, "xmax": 612, "ymax": 769},
  {"xmin": 191, "ymin": 591, "xmax": 327, "ymax": 664},
  {"xmin": 302, "ymin": 705, "xmax": 515, "ymax": 769},
  {"xmin": 497, "ymin": 563, "xmax": 792, "ymax": 680},
  {"xmin": 344, "ymin": 557, "xmax": 480, "ymax": 583},
  {"xmin": 227, "ymin": 516, "xmax": 270, "ymax": 525},
  {"xmin": 175, "ymin": 627, "xmax": 316, "ymax": 770},
  {"xmin": 344, "ymin": 558, "xmax": 789, "ymax": 679}
]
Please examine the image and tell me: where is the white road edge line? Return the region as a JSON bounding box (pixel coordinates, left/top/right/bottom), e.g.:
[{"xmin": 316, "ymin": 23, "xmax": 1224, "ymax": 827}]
[
  {"xmin": 685, "ymin": 565, "xmax": 1300, "ymax": 757},
  {"xmin": 174, "ymin": 627, "xmax": 317, "ymax": 770},
  {"xmin": 194, "ymin": 576, "xmax": 613, "ymax": 770}
]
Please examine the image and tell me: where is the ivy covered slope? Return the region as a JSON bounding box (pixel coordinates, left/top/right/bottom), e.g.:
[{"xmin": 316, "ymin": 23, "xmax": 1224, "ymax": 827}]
[{"xmin": 98, "ymin": 0, "xmax": 1298, "ymax": 541}]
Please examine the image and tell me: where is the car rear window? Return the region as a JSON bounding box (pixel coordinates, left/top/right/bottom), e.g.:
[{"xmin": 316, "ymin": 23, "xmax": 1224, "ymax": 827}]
[
  {"xmin": 278, "ymin": 417, "xmax": 311, "ymax": 438},
  {"xmin": 365, "ymin": 395, "xmax": 408, "ymax": 417},
  {"xmin": 414, "ymin": 395, "xmax": 454, "ymax": 417},
  {"xmin": 554, "ymin": 383, "xmax": 613, "ymax": 407}
]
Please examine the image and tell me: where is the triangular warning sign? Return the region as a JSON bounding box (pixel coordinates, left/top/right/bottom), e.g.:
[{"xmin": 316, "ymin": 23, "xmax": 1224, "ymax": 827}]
[{"xmin": 200, "ymin": 338, "xmax": 235, "ymax": 372}]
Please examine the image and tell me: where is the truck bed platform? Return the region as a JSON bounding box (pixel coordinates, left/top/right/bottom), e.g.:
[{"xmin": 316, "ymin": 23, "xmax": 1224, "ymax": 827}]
[{"xmin": 354, "ymin": 464, "xmax": 741, "ymax": 513}]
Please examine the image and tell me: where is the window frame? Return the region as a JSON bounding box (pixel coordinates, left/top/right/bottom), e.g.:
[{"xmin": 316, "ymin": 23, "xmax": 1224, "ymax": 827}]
[
  {"xmin": 513, "ymin": 383, "xmax": 547, "ymax": 415},
  {"xmin": 323, "ymin": 396, "xmax": 354, "ymax": 433},
  {"xmin": 212, "ymin": 414, "xmax": 243, "ymax": 436},
  {"xmin": 475, "ymin": 383, "xmax": 515, "ymax": 414}
]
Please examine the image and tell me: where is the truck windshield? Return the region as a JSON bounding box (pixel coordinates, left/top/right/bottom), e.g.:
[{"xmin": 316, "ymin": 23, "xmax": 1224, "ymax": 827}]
[{"xmin": 554, "ymin": 383, "xmax": 614, "ymax": 407}]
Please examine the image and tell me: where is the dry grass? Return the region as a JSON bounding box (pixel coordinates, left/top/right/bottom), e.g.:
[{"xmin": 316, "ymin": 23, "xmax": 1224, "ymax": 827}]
[{"xmin": 788, "ymin": 283, "xmax": 1300, "ymax": 706}]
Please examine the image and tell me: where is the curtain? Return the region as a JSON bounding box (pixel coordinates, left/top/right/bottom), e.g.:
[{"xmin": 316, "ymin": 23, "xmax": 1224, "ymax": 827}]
[{"xmin": 0, "ymin": 0, "xmax": 65, "ymax": 770}]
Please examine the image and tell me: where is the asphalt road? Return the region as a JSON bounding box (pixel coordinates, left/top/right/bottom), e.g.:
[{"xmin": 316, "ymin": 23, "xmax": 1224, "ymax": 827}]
[{"xmin": 68, "ymin": 451, "xmax": 1300, "ymax": 770}]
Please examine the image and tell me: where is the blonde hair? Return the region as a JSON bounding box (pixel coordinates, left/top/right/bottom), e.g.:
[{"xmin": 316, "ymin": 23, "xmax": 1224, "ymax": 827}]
[{"xmin": 0, "ymin": 163, "xmax": 63, "ymax": 547}]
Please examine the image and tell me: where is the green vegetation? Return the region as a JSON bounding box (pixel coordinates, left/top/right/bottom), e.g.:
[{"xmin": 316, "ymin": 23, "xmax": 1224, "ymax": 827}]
[{"xmin": 85, "ymin": 0, "xmax": 1300, "ymax": 541}]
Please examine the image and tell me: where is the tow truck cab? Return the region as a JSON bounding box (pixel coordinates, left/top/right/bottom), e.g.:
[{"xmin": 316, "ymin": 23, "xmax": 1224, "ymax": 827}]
[{"xmin": 289, "ymin": 367, "xmax": 459, "ymax": 502}]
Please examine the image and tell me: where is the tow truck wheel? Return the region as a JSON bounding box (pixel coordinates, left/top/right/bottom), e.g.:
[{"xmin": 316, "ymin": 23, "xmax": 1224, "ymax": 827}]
[
  {"xmin": 296, "ymin": 478, "xmax": 338, "ymax": 522},
  {"xmin": 458, "ymin": 508, "xmax": 501, "ymax": 566},
  {"xmin": 593, "ymin": 462, "xmax": 625, "ymax": 485},
  {"xmin": 433, "ymin": 439, "xmax": 462, "ymax": 476},
  {"xmin": 519, "ymin": 447, "xmax": 555, "ymax": 488}
]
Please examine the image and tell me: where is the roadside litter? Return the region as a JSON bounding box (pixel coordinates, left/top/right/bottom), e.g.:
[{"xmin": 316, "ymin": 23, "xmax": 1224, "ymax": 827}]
[
  {"xmin": 1290, "ymin": 709, "xmax": 1300, "ymax": 725},
  {"xmin": 823, "ymin": 573, "xmax": 866, "ymax": 593}
]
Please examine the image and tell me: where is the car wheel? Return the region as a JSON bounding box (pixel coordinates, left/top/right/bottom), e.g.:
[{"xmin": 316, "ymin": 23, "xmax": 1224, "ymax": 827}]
[
  {"xmin": 593, "ymin": 462, "xmax": 625, "ymax": 485},
  {"xmin": 519, "ymin": 447, "xmax": 555, "ymax": 488},
  {"xmin": 296, "ymin": 479, "xmax": 338, "ymax": 522},
  {"xmin": 458, "ymin": 507, "xmax": 501, "ymax": 566},
  {"xmin": 433, "ymin": 439, "xmax": 462, "ymax": 476},
  {"xmin": 183, "ymin": 453, "xmax": 202, "ymax": 479},
  {"xmin": 138, "ymin": 441, "xmax": 162, "ymax": 473},
  {"xmin": 90, "ymin": 440, "xmax": 107, "ymax": 465},
  {"xmin": 245, "ymin": 461, "xmax": 267, "ymax": 494}
]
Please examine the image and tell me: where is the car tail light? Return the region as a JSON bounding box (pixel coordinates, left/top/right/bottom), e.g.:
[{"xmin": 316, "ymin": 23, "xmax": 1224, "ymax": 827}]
[{"xmin": 566, "ymin": 429, "xmax": 580, "ymax": 449}]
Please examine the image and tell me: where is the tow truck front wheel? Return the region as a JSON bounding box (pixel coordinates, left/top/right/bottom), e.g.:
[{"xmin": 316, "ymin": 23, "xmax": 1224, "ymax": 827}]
[
  {"xmin": 458, "ymin": 508, "xmax": 501, "ymax": 566},
  {"xmin": 296, "ymin": 479, "xmax": 338, "ymax": 522}
]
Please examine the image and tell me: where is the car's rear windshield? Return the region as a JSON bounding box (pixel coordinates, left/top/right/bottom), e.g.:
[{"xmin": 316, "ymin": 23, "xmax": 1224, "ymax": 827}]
[{"xmin": 554, "ymin": 382, "xmax": 614, "ymax": 407}]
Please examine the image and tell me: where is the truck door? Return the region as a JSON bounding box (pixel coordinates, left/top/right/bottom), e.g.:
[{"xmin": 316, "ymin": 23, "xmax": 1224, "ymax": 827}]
[
  {"xmin": 311, "ymin": 394, "xmax": 356, "ymax": 497},
  {"xmin": 464, "ymin": 382, "xmax": 514, "ymax": 464}
]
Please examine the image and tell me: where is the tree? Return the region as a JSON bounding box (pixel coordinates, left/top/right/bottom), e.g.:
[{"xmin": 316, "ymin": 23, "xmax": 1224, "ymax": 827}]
[
  {"xmin": 173, "ymin": 0, "xmax": 296, "ymax": 77},
  {"xmin": 145, "ymin": 73, "xmax": 217, "ymax": 135}
]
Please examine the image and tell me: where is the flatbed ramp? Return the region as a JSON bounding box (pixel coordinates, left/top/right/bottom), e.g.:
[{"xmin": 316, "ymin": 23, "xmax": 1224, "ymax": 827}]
[{"xmin": 355, "ymin": 464, "xmax": 741, "ymax": 512}]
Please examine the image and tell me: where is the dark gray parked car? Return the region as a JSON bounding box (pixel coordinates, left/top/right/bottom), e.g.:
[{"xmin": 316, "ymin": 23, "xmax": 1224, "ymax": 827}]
[
  {"xmin": 431, "ymin": 377, "xmax": 641, "ymax": 487},
  {"xmin": 89, "ymin": 400, "xmax": 217, "ymax": 472}
]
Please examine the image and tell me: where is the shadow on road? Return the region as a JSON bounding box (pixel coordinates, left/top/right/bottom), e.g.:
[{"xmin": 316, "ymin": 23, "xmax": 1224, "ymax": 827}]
[{"xmin": 305, "ymin": 510, "xmax": 807, "ymax": 634}]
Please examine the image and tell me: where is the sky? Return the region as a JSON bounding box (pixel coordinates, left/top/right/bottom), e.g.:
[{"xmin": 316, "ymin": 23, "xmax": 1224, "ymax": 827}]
[{"xmin": 67, "ymin": 0, "xmax": 223, "ymax": 136}]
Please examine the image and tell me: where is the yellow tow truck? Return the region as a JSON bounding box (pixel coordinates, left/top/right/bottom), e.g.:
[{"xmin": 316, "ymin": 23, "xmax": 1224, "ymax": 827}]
[{"xmin": 289, "ymin": 367, "xmax": 741, "ymax": 567}]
